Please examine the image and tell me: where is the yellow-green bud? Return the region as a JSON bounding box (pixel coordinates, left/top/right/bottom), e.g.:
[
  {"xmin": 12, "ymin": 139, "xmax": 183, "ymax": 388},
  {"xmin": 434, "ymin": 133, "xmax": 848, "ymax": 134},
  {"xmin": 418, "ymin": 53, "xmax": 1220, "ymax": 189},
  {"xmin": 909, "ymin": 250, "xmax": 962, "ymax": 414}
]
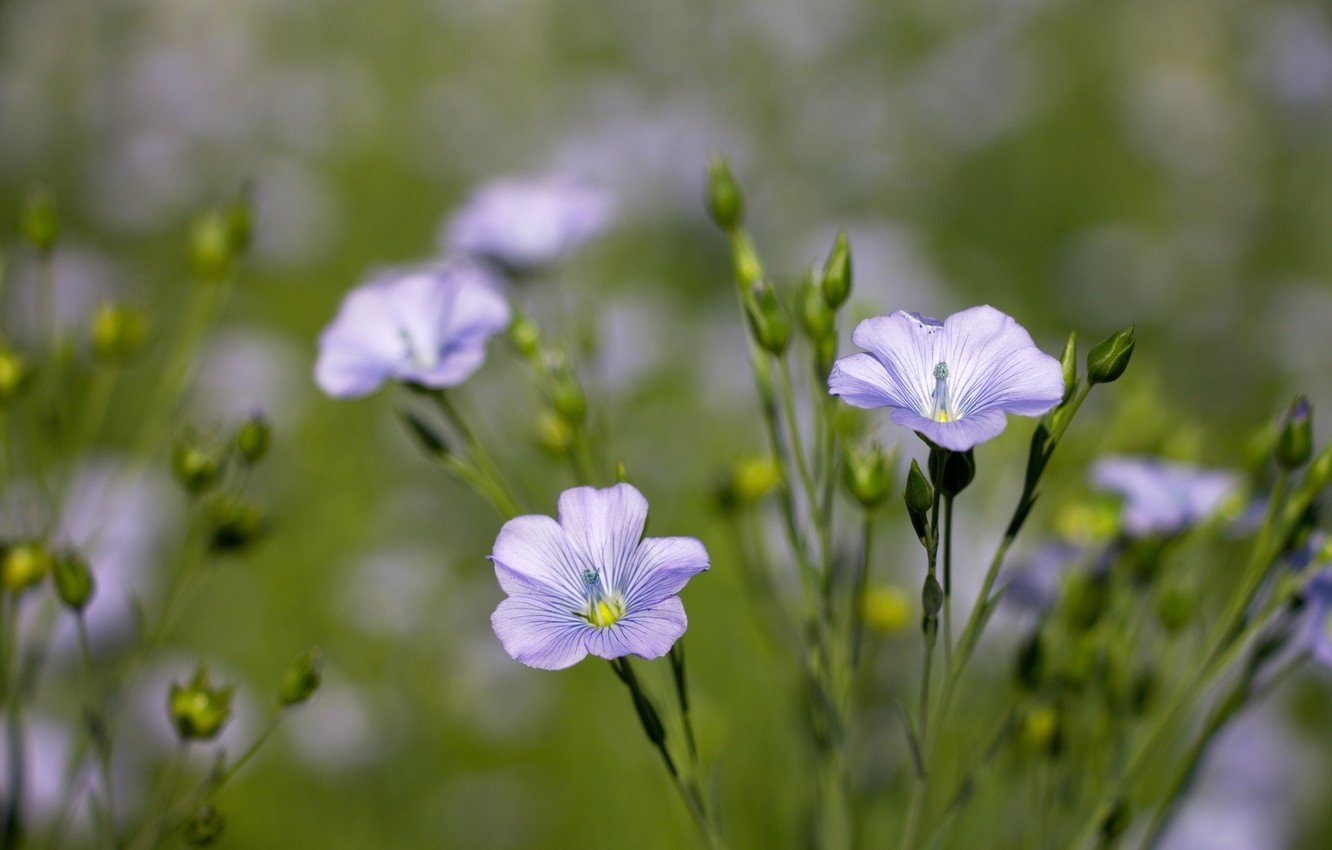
[
  {"xmin": 797, "ymin": 273, "xmax": 835, "ymax": 341},
  {"xmin": 1060, "ymin": 331, "xmax": 1077, "ymax": 404},
  {"xmin": 52, "ymin": 549, "xmax": 94, "ymax": 610},
  {"xmin": 172, "ymin": 433, "xmax": 223, "ymax": 495},
  {"xmin": 820, "ymin": 231, "xmax": 851, "ymax": 309},
  {"xmin": 860, "ymin": 585, "xmax": 911, "ymax": 634},
  {"xmin": 184, "ymin": 805, "xmax": 226, "ymax": 846},
  {"xmin": 234, "ymin": 414, "xmax": 271, "ymax": 465},
  {"xmin": 190, "ymin": 207, "xmax": 243, "ymax": 282},
  {"xmin": 1276, "ymin": 396, "xmax": 1313, "ymax": 471},
  {"xmin": 730, "ymin": 231, "xmax": 763, "ymax": 292},
  {"xmin": 0, "ymin": 349, "xmax": 32, "ymax": 405},
  {"xmin": 2, "ymin": 543, "xmax": 54, "ymax": 592},
  {"xmin": 90, "ymin": 303, "xmax": 150, "ymax": 364},
  {"xmin": 279, "ymin": 650, "xmax": 322, "ymax": 706},
  {"xmin": 20, "ymin": 186, "xmax": 58, "ymax": 251},
  {"xmin": 168, "ymin": 667, "xmax": 234, "ymax": 741},
  {"xmin": 1087, "ymin": 326, "xmax": 1135, "ymax": 384},
  {"xmin": 744, "ymin": 282, "xmax": 789, "ymax": 356},
  {"xmin": 546, "ymin": 355, "xmax": 586, "ymax": 425},
  {"xmin": 732, "ymin": 456, "xmax": 781, "ymax": 504},
  {"xmin": 844, "ymin": 444, "xmax": 892, "ymax": 508},
  {"xmin": 706, "ymin": 157, "xmax": 743, "ymax": 231},
  {"xmin": 1019, "ymin": 704, "xmax": 1059, "ymax": 755},
  {"xmin": 922, "ymin": 573, "xmax": 943, "ymax": 617},
  {"xmin": 535, "ymin": 409, "xmax": 575, "ymax": 456},
  {"xmin": 508, "ymin": 314, "xmax": 541, "ymax": 361}
]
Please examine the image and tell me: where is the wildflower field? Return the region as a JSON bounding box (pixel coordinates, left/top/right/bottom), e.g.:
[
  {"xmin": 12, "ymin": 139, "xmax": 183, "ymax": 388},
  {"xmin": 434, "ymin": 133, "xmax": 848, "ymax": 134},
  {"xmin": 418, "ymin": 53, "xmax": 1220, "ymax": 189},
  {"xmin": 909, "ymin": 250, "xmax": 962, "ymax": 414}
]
[{"xmin": 1, "ymin": 0, "xmax": 1331, "ymax": 848}]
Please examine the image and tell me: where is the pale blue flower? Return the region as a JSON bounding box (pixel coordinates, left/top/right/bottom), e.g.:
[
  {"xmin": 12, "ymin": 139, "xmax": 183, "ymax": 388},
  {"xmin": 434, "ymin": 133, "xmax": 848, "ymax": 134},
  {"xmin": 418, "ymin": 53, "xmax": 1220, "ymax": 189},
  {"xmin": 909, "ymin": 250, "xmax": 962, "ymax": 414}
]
[
  {"xmin": 489, "ymin": 484, "xmax": 709, "ymax": 671},
  {"xmin": 1092, "ymin": 456, "xmax": 1241, "ymax": 537},
  {"xmin": 443, "ymin": 177, "xmax": 613, "ymax": 272},
  {"xmin": 828, "ymin": 305, "xmax": 1064, "ymax": 451},
  {"xmin": 314, "ymin": 262, "xmax": 510, "ymax": 398}
]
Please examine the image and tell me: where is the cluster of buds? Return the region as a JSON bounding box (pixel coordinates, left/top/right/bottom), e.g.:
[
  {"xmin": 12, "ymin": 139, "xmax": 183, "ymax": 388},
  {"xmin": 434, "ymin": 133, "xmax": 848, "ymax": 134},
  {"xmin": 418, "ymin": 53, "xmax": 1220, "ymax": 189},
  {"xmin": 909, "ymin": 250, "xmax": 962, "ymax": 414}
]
[
  {"xmin": 507, "ymin": 313, "xmax": 590, "ymax": 457},
  {"xmin": 172, "ymin": 416, "xmax": 273, "ymax": 552},
  {"xmin": 190, "ymin": 188, "xmax": 252, "ymax": 283}
]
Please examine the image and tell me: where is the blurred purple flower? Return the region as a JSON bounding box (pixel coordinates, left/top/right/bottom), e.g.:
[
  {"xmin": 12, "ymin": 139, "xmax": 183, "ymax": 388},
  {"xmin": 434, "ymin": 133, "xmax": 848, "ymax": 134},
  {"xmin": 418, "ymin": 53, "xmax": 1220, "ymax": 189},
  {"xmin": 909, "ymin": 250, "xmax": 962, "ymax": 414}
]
[
  {"xmin": 442, "ymin": 177, "xmax": 613, "ymax": 272},
  {"xmin": 1003, "ymin": 541, "xmax": 1083, "ymax": 613},
  {"xmin": 314, "ymin": 262, "xmax": 510, "ymax": 398},
  {"xmin": 489, "ymin": 484, "xmax": 708, "ymax": 670},
  {"xmin": 827, "ymin": 305, "xmax": 1064, "ymax": 451},
  {"xmin": 1091, "ymin": 456, "xmax": 1240, "ymax": 537},
  {"xmin": 1306, "ymin": 570, "xmax": 1332, "ymax": 668}
]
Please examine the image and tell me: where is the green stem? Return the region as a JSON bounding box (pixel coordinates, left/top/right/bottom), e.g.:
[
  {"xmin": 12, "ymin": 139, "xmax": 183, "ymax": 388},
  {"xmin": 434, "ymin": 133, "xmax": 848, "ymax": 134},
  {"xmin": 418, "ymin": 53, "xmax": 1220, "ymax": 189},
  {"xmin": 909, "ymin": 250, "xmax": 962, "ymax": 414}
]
[
  {"xmin": 942, "ymin": 496, "xmax": 954, "ymax": 676},
  {"xmin": 850, "ymin": 510, "xmax": 873, "ymax": 670},
  {"xmin": 433, "ymin": 392, "xmax": 522, "ymax": 517},
  {"xmin": 76, "ymin": 614, "xmax": 118, "ymax": 847}
]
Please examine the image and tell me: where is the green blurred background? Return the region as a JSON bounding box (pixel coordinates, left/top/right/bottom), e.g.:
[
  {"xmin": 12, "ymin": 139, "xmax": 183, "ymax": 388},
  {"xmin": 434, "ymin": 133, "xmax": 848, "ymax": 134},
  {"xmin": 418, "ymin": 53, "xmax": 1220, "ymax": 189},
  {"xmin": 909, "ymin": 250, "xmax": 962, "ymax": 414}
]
[{"xmin": 2, "ymin": 0, "xmax": 1331, "ymax": 846}]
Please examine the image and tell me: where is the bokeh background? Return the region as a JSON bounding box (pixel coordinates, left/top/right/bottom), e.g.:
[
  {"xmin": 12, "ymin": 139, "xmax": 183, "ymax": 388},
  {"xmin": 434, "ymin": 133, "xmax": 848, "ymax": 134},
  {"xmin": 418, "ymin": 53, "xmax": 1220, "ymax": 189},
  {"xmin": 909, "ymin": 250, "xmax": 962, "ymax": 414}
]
[{"xmin": 2, "ymin": 0, "xmax": 1331, "ymax": 847}]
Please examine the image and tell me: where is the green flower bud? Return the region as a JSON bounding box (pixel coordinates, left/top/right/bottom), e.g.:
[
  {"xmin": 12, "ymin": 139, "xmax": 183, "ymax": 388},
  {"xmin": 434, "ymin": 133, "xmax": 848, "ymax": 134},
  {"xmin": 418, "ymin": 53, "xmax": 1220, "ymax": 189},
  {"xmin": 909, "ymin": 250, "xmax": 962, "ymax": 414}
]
[
  {"xmin": 922, "ymin": 574, "xmax": 943, "ymax": 618},
  {"xmin": 535, "ymin": 409, "xmax": 575, "ymax": 456},
  {"xmin": 184, "ymin": 805, "xmax": 226, "ymax": 847},
  {"xmin": 279, "ymin": 650, "xmax": 323, "ymax": 707},
  {"xmin": 615, "ymin": 461, "xmax": 631, "ymax": 484},
  {"xmin": 207, "ymin": 498, "xmax": 266, "ymax": 553},
  {"xmin": 90, "ymin": 303, "xmax": 150, "ymax": 364},
  {"xmin": 744, "ymin": 282, "xmax": 789, "ymax": 356},
  {"xmin": 190, "ymin": 210, "xmax": 233, "ymax": 282},
  {"xmin": 904, "ymin": 459, "xmax": 933, "ymax": 540},
  {"xmin": 844, "ymin": 443, "xmax": 893, "ymax": 508},
  {"xmin": 546, "ymin": 355, "xmax": 586, "ymax": 425},
  {"xmin": 730, "ymin": 231, "xmax": 763, "ymax": 292},
  {"xmin": 1087, "ymin": 326, "xmax": 1135, "ymax": 384},
  {"xmin": 1064, "ymin": 573, "xmax": 1108, "ymax": 632},
  {"xmin": 798, "ymin": 273, "xmax": 835, "ymax": 341},
  {"xmin": 168, "ymin": 667, "xmax": 234, "ymax": 741},
  {"xmin": 732, "ymin": 456, "xmax": 781, "ymax": 505},
  {"xmin": 508, "ymin": 314, "xmax": 541, "ymax": 361},
  {"xmin": 706, "ymin": 157, "xmax": 743, "ymax": 232},
  {"xmin": 1059, "ymin": 331, "xmax": 1077, "ymax": 404},
  {"xmin": 20, "ymin": 186, "xmax": 58, "ymax": 252},
  {"xmin": 172, "ymin": 432, "xmax": 224, "ymax": 495},
  {"xmin": 1015, "ymin": 632, "xmax": 1044, "ymax": 692},
  {"xmin": 1019, "ymin": 704, "xmax": 1060, "ymax": 756},
  {"xmin": 0, "ymin": 348, "xmax": 33, "ymax": 405},
  {"xmin": 2, "ymin": 542, "xmax": 54, "ymax": 592},
  {"xmin": 934, "ymin": 449, "xmax": 975, "ymax": 498},
  {"xmin": 860, "ymin": 585, "xmax": 911, "ymax": 634},
  {"xmin": 234, "ymin": 414, "xmax": 271, "ymax": 465},
  {"xmin": 1276, "ymin": 395, "xmax": 1313, "ymax": 471},
  {"xmin": 820, "ymin": 231, "xmax": 851, "ymax": 309},
  {"xmin": 52, "ymin": 549, "xmax": 94, "ymax": 610}
]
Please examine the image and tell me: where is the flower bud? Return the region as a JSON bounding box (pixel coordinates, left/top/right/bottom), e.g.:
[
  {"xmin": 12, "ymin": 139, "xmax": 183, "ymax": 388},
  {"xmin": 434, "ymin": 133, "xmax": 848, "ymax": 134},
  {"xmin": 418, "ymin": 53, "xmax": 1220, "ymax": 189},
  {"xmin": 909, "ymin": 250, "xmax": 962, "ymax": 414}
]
[
  {"xmin": 922, "ymin": 574, "xmax": 943, "ymax": 618},
  {"xmin": 0, "ymin": 348, "xmax": 33, "ymax": 405},
  {"xmin": 168, "ymin": 667, "xmax": 234, "ymax": 741},
  {"xmin": 706, "ymin": 157, "xmax": 743, "ymax": 232},
  {"xmin": 744, "ymin": 282, "xmax": 789, "ymax": 356},
  {"xmin": 1015, "ymin": 632, "xmax": 1044, "ymax": 691},
  {"xmin": 508, "ymin": 314, "xmax": 541, "ymax": 361},
  {"xmin": 860, "ymin": 585, "xmax": 911, "ymax": 634},
  {"xmin": 732, "ymin": 456, "xmax": 781, "ymax": 505},
  {"xmin": 904, "ymin": 460, "xmax": 933, "ymax": 541},
  {"xmin": 935, "ymin": 449, "xmax": 975, "ymax": 498},
  {"xmin": 844, "ymin": 443, "xmax": 892, "ymax": 508},
  {"xmin": 234, "ymin": 414, "xmax": 271, "ymax": 465},
  {"xmin": 20, "ymin": 186, "xmax": 58, "ymax": 252},
  {"xmin": 535, "ymin": 409, "xmax": 575, "ymax": 456},
  {"xmin": 190, "ymin": 209, "xmax": 234, "ymax": 282},
  {"xmin": 184, "ymin": 805, "xmax": 226, "ymax": 847},
  {"xmin": 1064, "ymin": 573, "xmax": 1108, "ymax": 632},
  {"xmin": 207, "ymin": 498, "xmax": 266, "ymax": 553},
  {"xmin": 52, "ymin": 549, "xmax": 94, "ymax": 610},
  {"xmin": 545, "ymin": 355, "xmax": 586, "ymax": 425},
  {"xmin": 279, "ymin": 650, "xmax": 322, "ymax": 707},
  {"xmin": 1087, "ymin": 326, "xmax": 1135, "ymax": 384},
  {"xmin": 1019, "ymin": 704, "xmax": 1059, "ymax": 755},
  {"xmin": 2, "ymin": 542, "xmax": 54, "ymax": 592},
  {"xmin": 90, "ymin": 303, "xmax": 150, "ymax": 364},
  {"xmin": 1060, "ymin": 331, "xmax": 1077, "ymax": 404},
  {"xmin": 172, "ymin": 432, "xmax": 224, "ymax": 495},
  {"xmin": 820, "ymin": 231, "xmax": 851, "ymax": 309},
  {"xmin": 797, "ymin": 273, "xmax": 835, "ymax": 341},
  {"xmin": 730, "ymin": 232, "xmax": 764, "ymax": 292},
  {"xmin": 1276, "ymin": 395, "xmax": 1313, "ymax": 471},
  {"xmin": 615, "ymin": 461, "xmax": 631, "ymax": 483}
]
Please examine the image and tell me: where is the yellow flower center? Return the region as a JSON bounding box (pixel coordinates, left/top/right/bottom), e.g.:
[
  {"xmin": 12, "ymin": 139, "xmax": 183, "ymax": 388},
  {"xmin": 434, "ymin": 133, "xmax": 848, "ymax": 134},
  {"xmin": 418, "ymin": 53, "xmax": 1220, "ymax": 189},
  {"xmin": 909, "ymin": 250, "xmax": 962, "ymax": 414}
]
[{"xmin": 580, "ymin": 569, "xmax": 625, "ymax": 628}]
